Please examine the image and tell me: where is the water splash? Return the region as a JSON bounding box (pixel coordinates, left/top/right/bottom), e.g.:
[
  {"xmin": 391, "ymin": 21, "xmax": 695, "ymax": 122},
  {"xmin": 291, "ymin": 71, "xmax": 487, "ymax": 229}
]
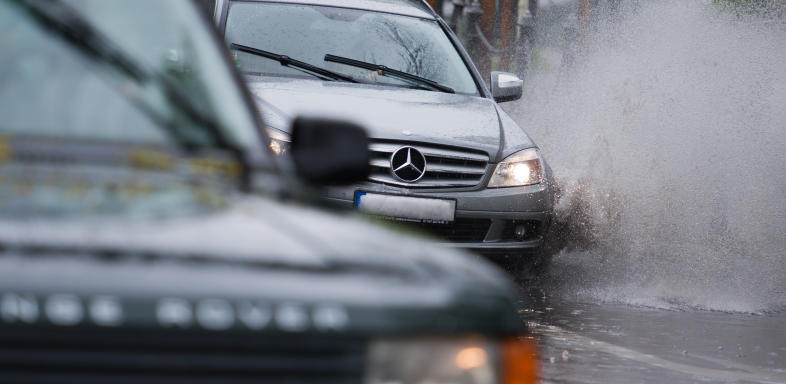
[{"xmin": 510, "ymin": 1, "xmax": 786, "ymax": 313}]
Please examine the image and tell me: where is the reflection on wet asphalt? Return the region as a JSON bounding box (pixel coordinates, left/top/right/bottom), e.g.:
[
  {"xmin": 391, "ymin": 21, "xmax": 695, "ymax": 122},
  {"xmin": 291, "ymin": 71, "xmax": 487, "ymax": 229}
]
[{"xmin": 516, "ymin": 285, "xmax": 786, "ymax": 384}]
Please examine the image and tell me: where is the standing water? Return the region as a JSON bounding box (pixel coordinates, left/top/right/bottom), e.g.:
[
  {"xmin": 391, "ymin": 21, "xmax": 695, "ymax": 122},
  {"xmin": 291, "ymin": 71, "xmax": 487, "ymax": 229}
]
[{"xmin": 509, "ymin": 0, "xmax": 786, "ymax": 313}]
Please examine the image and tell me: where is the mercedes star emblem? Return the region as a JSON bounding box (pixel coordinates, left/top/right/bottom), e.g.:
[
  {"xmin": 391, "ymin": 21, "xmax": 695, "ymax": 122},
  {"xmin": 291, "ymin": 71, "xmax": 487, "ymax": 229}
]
[{"xmin": 390, "ymin": 147, "xmax": 427, "ymax": 182}]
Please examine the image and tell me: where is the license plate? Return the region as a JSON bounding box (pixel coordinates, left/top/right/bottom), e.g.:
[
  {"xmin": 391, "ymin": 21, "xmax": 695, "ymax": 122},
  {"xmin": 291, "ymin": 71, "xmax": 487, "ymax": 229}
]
[{"xmin": 354, "ymin": 192, "xmax": 455, "ymax": 224}]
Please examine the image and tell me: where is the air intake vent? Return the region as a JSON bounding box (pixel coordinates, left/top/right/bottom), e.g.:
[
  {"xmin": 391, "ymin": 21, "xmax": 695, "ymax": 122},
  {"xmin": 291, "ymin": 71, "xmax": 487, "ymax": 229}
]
[
  {"xmin": 368, "ymin": 141, "xmax": 490, "ymax": 188},
  {"xmin": 401, "ymin": 218, "xmax": 491, "ymax": 242}
]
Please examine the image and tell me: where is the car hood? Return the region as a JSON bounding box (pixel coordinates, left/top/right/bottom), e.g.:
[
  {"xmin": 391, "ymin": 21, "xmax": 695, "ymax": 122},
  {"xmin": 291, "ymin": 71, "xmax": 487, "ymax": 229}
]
[
  {"xmin": 0, "ymin": 195, "xmax": 521, "ymax": 333},
  {"xmin": 248, "ymin": 77, "xmax": 504, "ymax": 157}
]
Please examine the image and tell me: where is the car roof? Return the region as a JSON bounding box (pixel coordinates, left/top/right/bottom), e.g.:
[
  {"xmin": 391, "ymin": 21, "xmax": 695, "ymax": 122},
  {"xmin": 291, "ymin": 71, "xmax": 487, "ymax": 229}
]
[{"xmin": 242, "ymin": 0, "xmax": 436, "ymax": 19}]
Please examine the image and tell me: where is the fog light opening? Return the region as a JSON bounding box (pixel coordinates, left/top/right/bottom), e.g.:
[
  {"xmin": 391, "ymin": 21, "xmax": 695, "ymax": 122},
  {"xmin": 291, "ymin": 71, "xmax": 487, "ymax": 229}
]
[{"xmin": 514, "ymin": 224, "xmax": 527, "ymax": 241}]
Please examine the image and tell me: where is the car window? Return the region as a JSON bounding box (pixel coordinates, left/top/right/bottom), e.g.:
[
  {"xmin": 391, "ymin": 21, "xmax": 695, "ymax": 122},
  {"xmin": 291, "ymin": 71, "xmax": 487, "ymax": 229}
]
[
  {"xmin": 224, "ymin": 2, "xmax": 479, "ymax": 95},
  {"xmin": 0, "ymin": 0, "xmax": 262, "ymax": 150},
  {"xmin": 0, "ymin": 0, "xmax": 265, "ymax": 219}
]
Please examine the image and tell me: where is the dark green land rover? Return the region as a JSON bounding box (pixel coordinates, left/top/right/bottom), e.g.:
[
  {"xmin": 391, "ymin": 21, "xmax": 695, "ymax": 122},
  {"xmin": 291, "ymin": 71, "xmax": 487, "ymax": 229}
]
[{"xmin": 0, "ymin": 0, "xmax": 538, "ymax": 383}]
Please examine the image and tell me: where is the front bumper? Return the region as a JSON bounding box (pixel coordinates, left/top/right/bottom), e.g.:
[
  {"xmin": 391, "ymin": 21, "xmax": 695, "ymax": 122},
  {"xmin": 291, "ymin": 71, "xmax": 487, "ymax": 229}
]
[{"xmin": 322, "ymin": 181, "xmax": 554, "ymax": 258}]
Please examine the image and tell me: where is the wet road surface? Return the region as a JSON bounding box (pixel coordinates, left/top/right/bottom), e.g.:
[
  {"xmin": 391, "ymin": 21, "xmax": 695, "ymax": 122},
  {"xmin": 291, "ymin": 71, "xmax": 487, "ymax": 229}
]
[{"xmin": 518, "ymin": 287, "xmax": 786, "ymax": 384}]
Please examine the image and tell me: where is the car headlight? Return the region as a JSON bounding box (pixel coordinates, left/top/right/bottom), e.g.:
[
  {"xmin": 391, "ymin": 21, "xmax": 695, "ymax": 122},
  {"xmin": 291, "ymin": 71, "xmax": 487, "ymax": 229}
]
[
  {"xmin": 265, "ymin": 128, "xmax": 290, "ymax": 156},
  {"xmin": 366, "ymin": 337, "xmax": 538, "ymax": 384},
  {"xmin": 487, "ymin": 148, "xmax": 543, "ymax": 188}
]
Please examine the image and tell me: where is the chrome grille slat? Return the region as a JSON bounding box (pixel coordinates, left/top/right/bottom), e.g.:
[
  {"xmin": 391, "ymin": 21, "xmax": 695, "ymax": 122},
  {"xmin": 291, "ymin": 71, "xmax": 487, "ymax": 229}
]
[
  {"xmin": 369, "ymin": 174, "xmax": 480, "ymax": 188},
  {"xmin": 371, "ymin": 160, "xmax": 485, "ymax": 175},
  {"xmin": 369, "ymin": 143, "xmax": 488, "ymax": 162},
  {"xmin": 368, "ymin": 141, "xmax": 489, "ymax": 188},
  {"xmin": 370, "ymin": 158, "xmax": 390, "ymax": 169},
  {"xmin": 426, "ymin": 163, "xmax": 486, "ymax": 175}
]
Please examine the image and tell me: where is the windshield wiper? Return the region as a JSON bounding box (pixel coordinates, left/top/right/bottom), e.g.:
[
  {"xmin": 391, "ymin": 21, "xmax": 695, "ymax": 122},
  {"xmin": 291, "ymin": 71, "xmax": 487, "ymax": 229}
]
[
  {"xmin": 324, "ymin": 54, "xmax": 455, "ymax": 94},
  {"xmin": 231, "ymin": 44, "xmax": 358, "ymax": 84},
  {"xmin": 13, "ymin": 0, "xmax": 238, "ymax": 153}
]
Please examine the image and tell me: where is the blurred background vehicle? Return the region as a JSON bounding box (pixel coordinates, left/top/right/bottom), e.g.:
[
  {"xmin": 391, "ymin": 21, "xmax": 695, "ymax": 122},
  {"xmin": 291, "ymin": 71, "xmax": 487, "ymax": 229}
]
[
  {"xmin": 211, "ymin": 0, "xmax": 557, "ymax": 273},
  {"xmin": 0, "ymin": 0, "xmax": 538, "ymax": 382}
]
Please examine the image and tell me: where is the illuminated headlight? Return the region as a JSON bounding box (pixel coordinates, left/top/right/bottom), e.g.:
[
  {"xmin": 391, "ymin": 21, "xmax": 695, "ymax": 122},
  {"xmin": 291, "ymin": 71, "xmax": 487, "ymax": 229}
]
[
  {"xmin": 487, "ymin": 148, "xmax": 543, "ymax": 188},
  {"xmin": 265, "ymin": 128, "xmax": 290, "ymax": 156},
  {"xmin": 366, "ymin": 337, "xmax": 538, "ymax": 384}
]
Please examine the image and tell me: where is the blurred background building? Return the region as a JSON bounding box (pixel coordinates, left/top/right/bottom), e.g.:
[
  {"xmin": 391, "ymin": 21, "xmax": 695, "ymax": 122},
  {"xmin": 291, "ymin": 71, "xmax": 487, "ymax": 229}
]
[{"xmin": 424, "ymin": 0, "xmax": 632, "ymax": 81}]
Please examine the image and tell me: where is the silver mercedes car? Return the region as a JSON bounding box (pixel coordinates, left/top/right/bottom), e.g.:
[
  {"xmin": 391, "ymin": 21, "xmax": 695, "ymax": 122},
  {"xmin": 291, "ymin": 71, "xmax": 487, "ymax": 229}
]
[{"xmin": 212, "ymin": 0, "xmax": 556, "ymax": 269}]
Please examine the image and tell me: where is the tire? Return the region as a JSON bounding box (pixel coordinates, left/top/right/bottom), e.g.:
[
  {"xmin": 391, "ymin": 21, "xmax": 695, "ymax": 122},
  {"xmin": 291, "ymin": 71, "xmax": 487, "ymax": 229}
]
[
  {"xmin": 529, "ymin": 249, "xmax": 553, "ymax": 276},
  {"xmin": 505, "ymin": 249, "xmax": 550, "ymax": 280}
]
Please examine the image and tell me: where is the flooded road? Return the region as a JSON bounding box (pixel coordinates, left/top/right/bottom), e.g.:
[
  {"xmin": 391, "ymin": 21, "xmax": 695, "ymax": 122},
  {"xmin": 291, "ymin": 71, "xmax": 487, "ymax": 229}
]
[{"xmin": 519, "ymin": 284, "xmax": 786, "ymax": 384}]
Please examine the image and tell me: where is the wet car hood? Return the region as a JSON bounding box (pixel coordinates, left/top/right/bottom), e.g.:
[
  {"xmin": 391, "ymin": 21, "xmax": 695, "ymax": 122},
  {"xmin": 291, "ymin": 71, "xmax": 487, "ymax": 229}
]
[
  {"xmin": 247, "ymin": 77, "xmax": 505, "ymax": 156},
  {"xmin": 0, "ymin": 195, "xmax": 521, "ymax": 334}
]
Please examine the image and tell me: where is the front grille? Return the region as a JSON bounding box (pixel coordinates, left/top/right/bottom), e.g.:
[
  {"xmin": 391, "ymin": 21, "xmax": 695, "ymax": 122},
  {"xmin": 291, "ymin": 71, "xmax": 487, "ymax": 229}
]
[
  {"xmin": 397, "ymin": 218, "xmax": 491, "ymax": 242},
  {"xmin": 368, "ymin": 140, "xmax": 489, "ymax": 188},
  {"xmin": 0, "ymin": 326, "xmax": 367, "ymax": 384}
]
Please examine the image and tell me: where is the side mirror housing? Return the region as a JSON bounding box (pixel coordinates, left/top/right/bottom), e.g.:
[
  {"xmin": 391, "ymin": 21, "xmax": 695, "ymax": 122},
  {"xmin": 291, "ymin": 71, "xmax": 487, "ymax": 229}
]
[
  {"xmin": 290, "ymin": 117, "xmax": 370, "ymax": 185},
  {"xmin": 491, "ymin": 71, "xmax": 523, "ymax": 103}
]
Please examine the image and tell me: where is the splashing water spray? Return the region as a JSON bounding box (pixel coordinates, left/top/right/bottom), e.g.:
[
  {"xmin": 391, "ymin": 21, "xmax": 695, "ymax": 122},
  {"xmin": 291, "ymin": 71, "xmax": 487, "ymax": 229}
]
[{"xmin": 510, "ymin": 0, "xmax": 786, "ymax": 313}]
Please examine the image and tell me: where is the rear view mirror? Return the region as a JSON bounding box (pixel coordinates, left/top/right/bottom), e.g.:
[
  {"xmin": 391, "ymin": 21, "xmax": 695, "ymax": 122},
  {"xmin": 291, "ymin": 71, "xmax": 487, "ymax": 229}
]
[
  {"xmin": 290, "ymin": 117, "xmax": 370, "ymax": 185},
  {"xmin": 491, "ymin": 71, "xmax": 523, "ymax": 103}
]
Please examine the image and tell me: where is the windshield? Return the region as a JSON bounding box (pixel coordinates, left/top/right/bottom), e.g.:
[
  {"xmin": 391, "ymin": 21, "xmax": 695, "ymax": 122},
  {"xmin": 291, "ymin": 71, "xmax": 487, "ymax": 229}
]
[
  {"xmin": 0, "ymin": 0, "xmax": 261, "ymax": 150},
  {"xmin": 0, "ymin": 0, "xmax": 263, "ymax": 218},
  {"xmin": 224, "ymin": 2, "xmax": 479, "ymax": 95}
]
